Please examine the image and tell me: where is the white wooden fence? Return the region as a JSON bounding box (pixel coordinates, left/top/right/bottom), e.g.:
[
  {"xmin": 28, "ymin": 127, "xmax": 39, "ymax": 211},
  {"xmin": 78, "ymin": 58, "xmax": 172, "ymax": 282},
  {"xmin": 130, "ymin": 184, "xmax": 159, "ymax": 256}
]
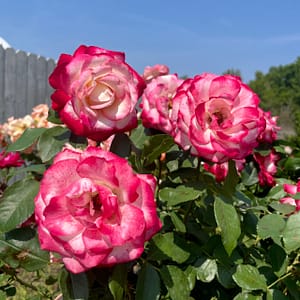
[{"xmin": 0, "ymin": 45, "xmax": 56, "ymax": 123}]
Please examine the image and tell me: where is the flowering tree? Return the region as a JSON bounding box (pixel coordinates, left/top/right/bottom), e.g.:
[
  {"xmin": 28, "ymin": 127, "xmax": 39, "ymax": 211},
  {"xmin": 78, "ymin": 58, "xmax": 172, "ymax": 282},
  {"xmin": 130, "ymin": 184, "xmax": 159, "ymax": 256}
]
[{"xmin": 0, "ymin": 45, "xmax": 299, "ymax": 300}]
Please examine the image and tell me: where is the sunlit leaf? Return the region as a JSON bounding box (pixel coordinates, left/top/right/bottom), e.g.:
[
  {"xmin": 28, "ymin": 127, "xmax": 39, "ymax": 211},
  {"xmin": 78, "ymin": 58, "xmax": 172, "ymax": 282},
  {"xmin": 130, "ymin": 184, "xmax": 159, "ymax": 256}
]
[
  {"xmin": 233, "ymin": 264, "xmax": 267, "ymax": 291},
  {"xmin": 214, "ymin": 197, "xmax": 241, "ymax": 255},
  {"xmin": 159, "ymin": 185, "xmax": 201, "ymax": 206},
  {"xmin": 6, "ymin": 128, "xmax": 46, "ymax": 152},
  {"xmin": 0, "ymin": 178, "xmax": 39, "ymax": 232},
  {"xmin": 282, "ymin": 212, "xmax": 300, "ymax": 252}
]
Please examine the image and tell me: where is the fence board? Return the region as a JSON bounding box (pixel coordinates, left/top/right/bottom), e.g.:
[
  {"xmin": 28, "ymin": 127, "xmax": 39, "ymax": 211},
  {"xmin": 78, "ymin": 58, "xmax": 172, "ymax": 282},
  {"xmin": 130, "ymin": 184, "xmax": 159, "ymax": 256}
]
[
  {"xmin": 0, "ymin": 45, "xmax": 56, "ymax": 123},
  {"xmin": 15, "ymin": 50, "xmax": 28, "ymax": 118},
  {"xmin": 0, "ymin": 47, "xmax": 5, "ymax": 122},
  {"xmin": 4, "ymin": 48, "xmax": 17, "ymax": 119}
]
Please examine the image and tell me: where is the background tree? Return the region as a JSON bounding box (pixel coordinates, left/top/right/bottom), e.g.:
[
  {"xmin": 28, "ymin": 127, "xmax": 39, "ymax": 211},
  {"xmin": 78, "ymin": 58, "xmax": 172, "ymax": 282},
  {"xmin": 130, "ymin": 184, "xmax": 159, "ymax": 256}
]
[
  {"xmin": 222, "ymin": 68, "xmax": 242, "ymax": 80},
  {"xmin": 248, "ymin": 57, "xmax": 300, "ymax": 139}
]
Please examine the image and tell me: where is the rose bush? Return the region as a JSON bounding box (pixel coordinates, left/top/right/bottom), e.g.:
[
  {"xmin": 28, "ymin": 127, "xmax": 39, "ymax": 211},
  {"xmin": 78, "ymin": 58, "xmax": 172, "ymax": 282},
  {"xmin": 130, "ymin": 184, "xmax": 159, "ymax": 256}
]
[
  {"xmin": 49, "ymin": 45, "xmax": 145, "ymax": 141},
  {"xmin": 35, "ymin": 146, "xmax": 162, "ymax": 273},
  {"xmin": 0, "ymin": 45, "xmax": 299, "ymax": 299}
]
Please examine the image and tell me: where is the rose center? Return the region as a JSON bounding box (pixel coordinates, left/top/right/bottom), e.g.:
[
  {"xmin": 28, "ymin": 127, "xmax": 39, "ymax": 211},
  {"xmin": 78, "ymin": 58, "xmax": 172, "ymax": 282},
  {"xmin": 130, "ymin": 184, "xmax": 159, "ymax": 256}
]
[
  {"xmin": 91, "ymin": 193, "xmax": 102, "ymax": 214},
  {"xmin": 87, "ymin": 82, "xmax": 114, "ymax": 109},
  {"xmin": 212, "ymin": 111, "xmax": 225, "ymax": 125}
]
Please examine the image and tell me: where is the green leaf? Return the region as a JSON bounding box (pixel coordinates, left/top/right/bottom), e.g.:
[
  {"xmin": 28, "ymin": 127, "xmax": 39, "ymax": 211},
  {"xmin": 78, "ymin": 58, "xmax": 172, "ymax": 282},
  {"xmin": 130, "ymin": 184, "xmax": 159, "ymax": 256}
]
[
  {"xmin": 222, "ymin": 160, "xmax": 239, "ymax": 195},
  {"xmin": 58, "ymin": 269, "xmax": 89, "ymax": 300},
  {"xmin": 142, "ymin": 134, "xmax": 174, "ymax": 165},
  {"xmin": 267, "ymin": 185, "xmax": 287, "ymax": 200},
  {"xmin": 0, "ymin": 290, "xmax": 7, "ymax": 300},
  {"xmin": 283, "ymin": 278, "xmax": 300, "ymax": 300},
  {"xmin": 257, "ymin": 214, "xmax": 285, "ymax": 244},
  {"xmin": 6, "ymin": 128, "xmax": 47, "ymax": 152},
  {"xmin": 184, "ymin": 265, "xmax": 196, "ymax": 291},
  {"xmin": 59, "ymin": 268, "xmax": 73, "ymax": 300},
  {"xmin": 0, "ymin": 178, "xmax": 39, "ymax": 232},
  {"xmin": 214, "ymin": 197, "xmax": 241, "ymax": 255},
  {"xmin": 109, "ymin": 264, "xmax": 127, "ymax": 300},
  {"xmin": 47, "ymin": 108, "xmax": 63, "ymax": 124},
  {"xmin": 282, "ymin": 212, "xmax": 300, "ymax": 252},
  {"xmin": 169, "ymin": 211, "xmax": 186, "ymax": 233},
  {"xmin": 136, "ymin": 263, "xmax": 160, "ymax": 300},
  {"xmin": 284, "ymin": 157, "xmax": 300, "ymax": 173},
  {"xmin": 194, "ymin": 257, "xmax": 217, "ymax": 283},
  {"xmin": 266, "ymin": 289, "xmax": 289, "ymax": 300},
  {"xmin": 15, "ymin": 164, "xmax": 46, "ymax": 175},
  {"xmin": 5, "ymin": 227, "xmax": 36, "ymax": 241},
  {"xmin": 37, "ymin": 126, "xmax": 71, "ymax": 162},
  {"xmin": 269, "ymin": 201, "xmax": 296, "ymax": 215},
  {"xmin": 149, "ymin": 232, "xmax": 190, "ymax": 264},
  {"xmin": 241, "ymin": 163, "xmax": 259, "ymax": 186},
  {"xmin": 159, "ymin": 185, "xmax": 201, "ymax": 206},
  {"xmin": 70, "ymin": 272, "xmax": 89, "ymax": 300},
  {"xmin": 130, "ymin": 123, "xmax": 149, "ymax": 149},
  {"xmin": 234, "ymin": 292, "xmax": 263, "ymax": 300},
  {"xmin": 0, "ymin": 234, "xmax": 49, "ymax": 271},
  {"xmin": 269, "ymin": 244, "xmax": 288, "ymax": 277},
  {"xmin": 232, "ymin": 264, "xmax": 267, "ymax": 291},
  {"xmin": 217, "ymin": 265, "xmax": 235, "ymax": 288},
  {"xmin": 160, "ymin": 265, "xmax": 191, "ymax": 300},
  {"xmin": 110, "ymin": 133, "xmax": 132, "ymax": 158}
]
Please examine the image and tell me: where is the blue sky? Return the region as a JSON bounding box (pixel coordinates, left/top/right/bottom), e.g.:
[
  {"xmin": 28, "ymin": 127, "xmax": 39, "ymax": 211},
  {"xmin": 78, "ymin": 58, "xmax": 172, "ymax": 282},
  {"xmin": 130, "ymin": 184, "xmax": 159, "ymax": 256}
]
[{"xmin": 1, "ymin": 0, "xmax": 300, "ymax": 82}]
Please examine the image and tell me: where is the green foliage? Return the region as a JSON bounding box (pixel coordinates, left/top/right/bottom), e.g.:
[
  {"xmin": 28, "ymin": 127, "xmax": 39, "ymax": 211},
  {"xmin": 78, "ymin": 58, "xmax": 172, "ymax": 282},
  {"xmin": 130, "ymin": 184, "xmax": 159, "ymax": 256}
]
[
  {"xmin": 0, "ymin": 111, "xmax": 300, "ymax": 299},
  {"xmin": 249, "ymin": 57, "xmax": 300, "ymax": 139}
]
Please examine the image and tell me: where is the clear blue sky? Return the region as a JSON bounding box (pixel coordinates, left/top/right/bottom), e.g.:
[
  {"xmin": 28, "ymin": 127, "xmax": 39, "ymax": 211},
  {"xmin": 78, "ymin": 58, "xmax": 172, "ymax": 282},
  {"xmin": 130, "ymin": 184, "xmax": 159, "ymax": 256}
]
[{"xmin": 1, "ymin": 0, "xmax": 300, "ymax": 82}]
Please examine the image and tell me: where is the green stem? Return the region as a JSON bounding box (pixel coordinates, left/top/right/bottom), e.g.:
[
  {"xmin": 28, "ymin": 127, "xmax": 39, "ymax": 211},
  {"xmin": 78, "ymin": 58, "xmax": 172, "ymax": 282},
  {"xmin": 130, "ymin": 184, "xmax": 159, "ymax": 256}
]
[{"xmin": 267, "ymin": 271, "xmax": 293, "ymax": 289}]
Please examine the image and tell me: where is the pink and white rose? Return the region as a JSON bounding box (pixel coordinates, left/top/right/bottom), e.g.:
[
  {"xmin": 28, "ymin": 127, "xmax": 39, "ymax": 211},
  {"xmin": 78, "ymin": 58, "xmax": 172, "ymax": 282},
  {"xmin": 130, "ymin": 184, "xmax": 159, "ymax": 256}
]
[
  {"xmin": 49, "ymin": 45, "xmax": 145, "ymax": 141},
  {"xmin": 254, "ymin": 150, "xmax": 280, "ymax": 186},
  {"xmin": 0, "ymin": 151, "xmax": 24, "ymax": 168},
  {"xmin": 143, "ymin": 64, "xmax": 169, "ymax": 82},
  {"xmin": 171, "ymin": 73, "xmax": 266, "ymax": 163},
  {"xmin": 258, "ymin": 110, "xmax": 280, "ymax": 144},
  {"xmin": 34, "ymin": 146, "xmax": 162, "ymax": 273},
  {"xmin": 140, "ymin": 74, "xmax": 183, "ymax": 134},
  {"xmin": 203, "ymin": 159, "xmax": 245, "ymax": 182}
]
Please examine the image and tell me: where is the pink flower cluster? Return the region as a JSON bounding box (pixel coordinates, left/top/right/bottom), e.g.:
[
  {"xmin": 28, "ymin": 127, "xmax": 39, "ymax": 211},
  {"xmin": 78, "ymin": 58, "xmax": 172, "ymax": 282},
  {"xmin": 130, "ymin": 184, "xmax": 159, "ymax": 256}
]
[
  {"xmin": 36, "ymin": 44, "xmax": 282, "ymax": 274},
  {"xmin": 140, "ymin": 72, "xmax": 268, "ymax": 163}
]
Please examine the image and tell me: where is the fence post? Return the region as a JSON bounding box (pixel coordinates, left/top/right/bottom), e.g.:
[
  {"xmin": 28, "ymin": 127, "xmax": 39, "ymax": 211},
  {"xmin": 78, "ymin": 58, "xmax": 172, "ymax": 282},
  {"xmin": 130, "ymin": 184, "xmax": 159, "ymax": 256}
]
[{"xmin": 0, "ymin": 45, "xmax": 56, "ymax": 123}]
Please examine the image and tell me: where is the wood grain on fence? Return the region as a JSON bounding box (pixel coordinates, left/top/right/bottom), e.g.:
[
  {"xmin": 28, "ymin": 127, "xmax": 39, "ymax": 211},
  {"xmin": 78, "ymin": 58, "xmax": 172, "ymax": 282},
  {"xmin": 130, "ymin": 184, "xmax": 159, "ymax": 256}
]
[{"xmin": 0, "ymin": 45, "xmax": 56, "ymax": 123}]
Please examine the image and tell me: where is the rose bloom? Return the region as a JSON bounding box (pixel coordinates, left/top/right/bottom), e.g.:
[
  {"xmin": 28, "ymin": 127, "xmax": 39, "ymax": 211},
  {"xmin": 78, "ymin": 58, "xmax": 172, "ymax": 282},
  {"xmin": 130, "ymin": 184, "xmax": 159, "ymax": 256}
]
[
  {"xmin": 257, "ymin": 110, "xmax": 280, "ymax": 144},
  {"xmin": 49, "ymin": 45, "xmax": 145, "ymax": 142},
  {"xmin": 140, "ymin": 74, "xmax": 183, "ymax": 134},
  {"xmin": 3, "ymin": 115, "xmax": 34, "ymax": 143},
  {"xmin": 203, "ymin": 159, "xmax": 245, "ymax": 182},
  {"xmin": 31, "ymin": 104, "xmax": 56, "ymax": 129},
  {"xmin": 254, "ymin": 150, "xmax": 280, "ymax": 186},
  {"xmin": 280, "ymin": 181, "xmax": 300, "ymax": 212},
  {"xmin": 171, "ymin": 73, "xmax": 266, "ymax": 163},
  {"xmin": 0, "ymin": 151, "xmax": 24, "ymax": 168},
  {"xmin": 203, "ymin": 162, "xmax": 228, "ymax": 182},
  {"xmin": 34, "ymin": 146, "xmax": 162, "ymax": 273},
  {"xmin": 143, "ymin": 64, "xmax": 169, "ymax": 83}
]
